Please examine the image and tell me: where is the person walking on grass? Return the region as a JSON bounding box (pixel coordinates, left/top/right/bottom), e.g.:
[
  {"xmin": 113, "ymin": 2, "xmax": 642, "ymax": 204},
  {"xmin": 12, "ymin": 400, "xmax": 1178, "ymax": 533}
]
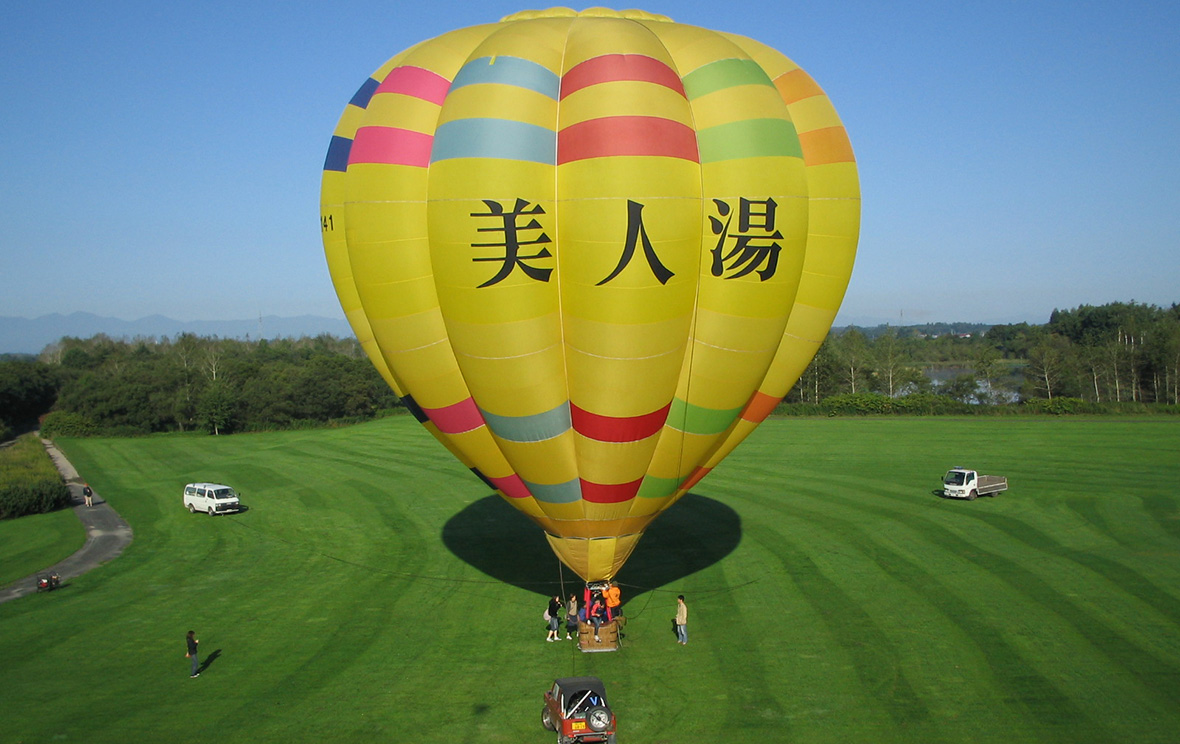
[
  {"xmin": 674, "ymin": 595, "xmax": 688, "ymax": 645},
  {"xmin": 186, "ymin": 630, "xmax": 200, "ymax": 677}
]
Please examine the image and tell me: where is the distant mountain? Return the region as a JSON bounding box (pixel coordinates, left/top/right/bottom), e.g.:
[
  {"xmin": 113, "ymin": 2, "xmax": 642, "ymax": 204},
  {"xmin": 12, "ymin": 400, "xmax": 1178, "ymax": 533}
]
[{"xmin": 0, "ymin": 312, "xmax": 354, "ymax": 354}]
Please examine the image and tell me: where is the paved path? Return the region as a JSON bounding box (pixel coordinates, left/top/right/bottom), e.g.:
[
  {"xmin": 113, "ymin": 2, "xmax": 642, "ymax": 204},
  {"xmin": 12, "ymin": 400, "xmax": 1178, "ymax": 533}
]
[{"xmin": 0, "ymin": 439, "xmax": 134, "ymax": 604}]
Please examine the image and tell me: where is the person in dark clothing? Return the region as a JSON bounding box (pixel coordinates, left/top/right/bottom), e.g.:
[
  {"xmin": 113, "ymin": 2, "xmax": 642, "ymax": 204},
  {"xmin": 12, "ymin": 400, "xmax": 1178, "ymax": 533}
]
[
  {"xmin": 546, "ymin": 596, "xmax": 564, "ymax": 642},
  {"xmin": 186, "ymin": 630, "xmax": 200, "ymax": 677}
]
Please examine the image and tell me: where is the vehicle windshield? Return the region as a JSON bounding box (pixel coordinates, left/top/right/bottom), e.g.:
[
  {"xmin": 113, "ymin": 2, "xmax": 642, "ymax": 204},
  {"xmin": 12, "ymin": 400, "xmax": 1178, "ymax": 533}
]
[
  {"xmin": 943, "ymin": 472, "xmax": 966, "ymax": 486},
  {"xmin": 211, "ymin": 488, "xmax": 236, "ymax": 500}
]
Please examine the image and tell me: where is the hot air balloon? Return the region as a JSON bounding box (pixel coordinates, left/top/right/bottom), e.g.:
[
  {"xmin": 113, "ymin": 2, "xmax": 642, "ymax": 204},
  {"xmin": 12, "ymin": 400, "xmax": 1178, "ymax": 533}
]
[{"xmin": 320, "ymin": 7, "xmax": 859, "ymax": 582}]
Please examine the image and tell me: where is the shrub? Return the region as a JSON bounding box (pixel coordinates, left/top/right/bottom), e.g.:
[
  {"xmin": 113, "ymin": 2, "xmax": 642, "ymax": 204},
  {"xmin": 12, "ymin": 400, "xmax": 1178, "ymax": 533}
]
[
  {"xmin": 0, "ymin": 434, "xmax": 71, "ymax": 519},
  {"xmin": 40, "ymin": 411, "xmax": 100, "ymax": 438},
  {"xmin": 0, "ymin": 418, "xmax": 12, "ymax": 443}
]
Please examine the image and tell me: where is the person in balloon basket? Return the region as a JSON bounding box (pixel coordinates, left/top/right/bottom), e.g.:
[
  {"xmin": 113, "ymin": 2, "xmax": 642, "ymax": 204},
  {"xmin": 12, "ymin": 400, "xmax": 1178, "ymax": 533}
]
[
  {"xmin": 565, "ymin": 594, "xmax": 579, "ymax": 640},
  {"xmin": 674, "ymin": 595, "xmax": 688, "ymax": 645},
  {"xmin": 185, "ymin": 630, "xmax": 200, "ymax": 677},
  {"xmin": 586, "ymin": 595, "xmax": 605, "ymax": 642},
  {"xmin": 546, "ymin": 595, "xmax": 564, "ymax": 642},
  {"xmin": 604, "ymin": 581, "xmax": 623, "ymax": 621}
]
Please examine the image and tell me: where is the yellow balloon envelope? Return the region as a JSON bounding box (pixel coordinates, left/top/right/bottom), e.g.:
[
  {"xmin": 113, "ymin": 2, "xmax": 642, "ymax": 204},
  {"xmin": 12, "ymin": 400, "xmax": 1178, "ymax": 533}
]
[{"xmin": 320, "ymin": 7, "xmax": 859, "ymax": 581}]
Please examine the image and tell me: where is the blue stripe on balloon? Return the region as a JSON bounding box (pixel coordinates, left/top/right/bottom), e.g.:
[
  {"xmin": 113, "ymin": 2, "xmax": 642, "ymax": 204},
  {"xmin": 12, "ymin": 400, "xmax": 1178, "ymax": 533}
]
[
  {"xmin": 479, "ymin": 401, "xmax": 571, "ymax": 443},
  {"xmin": 525, "ymin": 478, "xmax": 582, "ymax": 504},
  {"xmin": 349, "ymin": 77, "xmax": 380, "ymax": 109},
  {"xmin": 451, "ymin": 56, "xmax": 560, "ymax": 99},
  {"xmin": 323, "ymin": 135, "xmax": 352, "ymax": 172},
  {"xmin": 431, "ymin": 118, "xmax": 556, "ymax": 164}
]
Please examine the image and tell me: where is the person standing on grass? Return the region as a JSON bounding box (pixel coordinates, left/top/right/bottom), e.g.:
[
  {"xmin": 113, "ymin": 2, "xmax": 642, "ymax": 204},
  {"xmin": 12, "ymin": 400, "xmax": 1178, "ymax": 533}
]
[
  {"xmin": 186, "ymin": 630, "xmax": 200, "ymax": 677},
  {"xmin": 547, "ymin": 595, "xmax": 564, "ymax": 642},
  {"xmin": 565, "ymin": 594, "xmax": 579, "ymax": 640},
  {"xmin": 674, "ymin": 595, "xmax": 688, "ymax": 645}
]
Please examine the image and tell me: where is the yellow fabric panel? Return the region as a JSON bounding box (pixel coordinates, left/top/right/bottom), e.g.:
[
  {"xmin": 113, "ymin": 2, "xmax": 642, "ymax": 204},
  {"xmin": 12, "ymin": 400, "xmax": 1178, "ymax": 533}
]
[
  {"xmin": 435, "ymin": 85, "xmax": 558, "ymax": 129},
  {"xmin": 534, "ymin": 499, "xmax": 586, "ymax": 523},
  {"xmin": 472, "ymin": 17, "xmax": 571, "ymax": 72},
  {"xmin": 804, "ymin": 162, "xmax": 860, "ymax": 200},
  {"xmin": 787, "ymin": 95, "xmax": 846, "ymax": 133},
  {"xmin": 715, "ymin": 31, "xmax": 799, "ymax": 80},
  {"xmin": 559, "ymin": 82, "xmax": 695, "ymax": 127},
  {"xmin": 455, "ymin": 343, "xmax": 567, "ymax": 415},
  {"xmin": 427, "ymin": 159, "xmax": 553, "ymax": 201},
  {"xmin": 690, "ymin": 83, "xmax": 794, "ymax": 129},
  {"xmin": 562, "ymin": 313, "xmax": 690, "ymax": 361},
  {"xmin": 807, "ymin": 199, "xmax": 863, "ymax": 243},
  {"xmin": 795, "ymin": 266, "xmax": 856, "ymax": 310},
  {"xmin": 626, "ymin": 492, "xmax": 674, "ymax": 517},
  {"xmin": 782, "ymin": 302, "xmax": 840, "ymax": 345},
  {"xmin": 565, "ymin": 343, "xmax": 685, "ymax": 416},
  {"xmin": 399, "ymin": 23, "xmax": 501, "ymax": 75},
  {"xmin": 345, "ymin": 163, "xmax": 429, "ymax": 207},
  {"xmin": 446, "ymin": 314, "xmax": 562, "ymax": 359},
  {"xmin": 557, "ymin": 157, "xmax": 701, "ymax": 200},
  {"xmin": 693, "ymin": 306, "xmax": 790, "ymax": 352},
  {"xmin": 363, "ymin": 93, "xmax": 444, "ymax": 133},
  {"xmin": 700, "ymin": 157, "xmax": 807, "ymax": 200},
  {"xmin": 561, "ymin": 16, "xmax": 674, "ymax": 70},
  {"xmin": 574, "ymin": 434, "xmax": 661, "ymax": 485},
  {"xmin": 493, "ymin": 431, "xmax": 578, "ymax": 483},
  {"xmin": 645, "ymin": 428, "xmax": 716, "ymax": 481},
  {"xmin": 682, "ymin": 343, "xmax": 777, "ymax": 410},
  {"xmin": 641, "ymin": 21, "xmax": 730, "ymax": 75}
]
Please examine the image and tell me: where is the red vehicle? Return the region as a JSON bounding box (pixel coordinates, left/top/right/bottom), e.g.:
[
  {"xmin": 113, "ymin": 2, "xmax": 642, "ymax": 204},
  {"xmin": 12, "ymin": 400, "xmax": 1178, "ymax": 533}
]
[{"xmin": 542, "ymin": 676, "xmax": 617, "ymax": 744}]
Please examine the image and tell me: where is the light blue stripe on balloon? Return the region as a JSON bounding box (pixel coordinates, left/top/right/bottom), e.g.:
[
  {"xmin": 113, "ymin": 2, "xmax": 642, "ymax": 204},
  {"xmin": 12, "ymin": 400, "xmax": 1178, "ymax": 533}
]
[
  {"xmin": 431, "ymin": 118, "xmax": 556, "ymax": 164},
  {"xmin": 480, "ymin": 401, "xmax": 571, "ymax": 443},
  {"xmin": 525, "ymin": 478, "xmax": 582, "ymax": 504},
  {"xmin": 451, "ymin": 56, "xmax": 560, "ymax": 99}
]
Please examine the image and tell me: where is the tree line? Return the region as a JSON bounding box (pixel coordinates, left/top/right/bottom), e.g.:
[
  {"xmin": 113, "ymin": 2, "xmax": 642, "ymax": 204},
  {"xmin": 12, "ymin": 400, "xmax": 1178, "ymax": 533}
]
[
  {"xmin": 787, "ymin": 301, "xmax": 1180, "ymax": 409},
  {"xmin": 1, "ymin": 300, "xmax": 1176, "ymax": 439}
]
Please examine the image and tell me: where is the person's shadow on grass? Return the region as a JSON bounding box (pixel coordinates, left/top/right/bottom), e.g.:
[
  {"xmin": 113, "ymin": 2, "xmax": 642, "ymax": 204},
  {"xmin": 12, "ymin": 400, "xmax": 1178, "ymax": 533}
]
[
  {"xmin": 197, "ymin": 649, "xmax": 221, "ymax": 674},
  {"xmin": 441, "ymin": 492, "xmax": 741, "ymax": 598}
]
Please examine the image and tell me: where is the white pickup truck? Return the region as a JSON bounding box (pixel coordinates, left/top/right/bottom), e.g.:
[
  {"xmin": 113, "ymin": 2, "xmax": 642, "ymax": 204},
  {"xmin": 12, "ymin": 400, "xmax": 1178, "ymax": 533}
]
[{"xmin": 942, "ymin": 468, "xmax": 1007, "ymax": 500}]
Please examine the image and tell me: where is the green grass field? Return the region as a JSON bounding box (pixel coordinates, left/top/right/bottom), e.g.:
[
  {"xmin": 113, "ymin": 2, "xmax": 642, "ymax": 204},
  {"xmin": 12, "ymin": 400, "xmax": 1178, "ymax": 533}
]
[{"xmin": 2, "ymin": 416, "xmax": 1178, "ymax": 743}]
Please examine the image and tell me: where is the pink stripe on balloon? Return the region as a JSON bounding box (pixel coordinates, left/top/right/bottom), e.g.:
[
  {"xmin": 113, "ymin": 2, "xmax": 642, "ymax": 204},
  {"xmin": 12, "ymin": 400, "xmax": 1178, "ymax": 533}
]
[
  {"xmin": 489, "ymin": 473, "xmax": 533, "ymax": 500},
  {"xmin": 375, "ymin": 66, "xmax": 451, "ymax": 105},
  {"xmin": 420, "ymin": 397, "xmax": 485, "ymax": 434},
  {"xmin": 349, "ymin": 126, "xmax": 433, "ymax": 167}
]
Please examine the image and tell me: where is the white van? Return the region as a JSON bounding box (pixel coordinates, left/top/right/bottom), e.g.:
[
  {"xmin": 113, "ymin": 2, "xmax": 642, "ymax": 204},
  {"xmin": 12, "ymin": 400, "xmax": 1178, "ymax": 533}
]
[{"xmin": 183, "ymin": 483, "xmax": 240, "ymax": 515}]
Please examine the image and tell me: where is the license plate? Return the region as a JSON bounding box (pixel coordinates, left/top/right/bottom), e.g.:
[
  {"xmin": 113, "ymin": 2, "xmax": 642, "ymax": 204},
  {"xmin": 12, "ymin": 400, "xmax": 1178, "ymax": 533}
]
[{"xmin": 571, "ymin": 721, "xmax": 586, "ymax": 731}]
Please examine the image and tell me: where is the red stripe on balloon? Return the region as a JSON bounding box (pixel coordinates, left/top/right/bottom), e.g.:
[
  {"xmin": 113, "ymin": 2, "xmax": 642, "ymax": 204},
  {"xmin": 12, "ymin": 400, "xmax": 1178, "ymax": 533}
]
[
  {"xmin": 580, "ymin": 478, "xmax": 643, "ymax": 504},
  {"xmin": 560, "ymin": 54, "xmax": 686, "ymax": 100},
  {"xmin": 489, "ymin": 473, "xmax": 533, "ymax": 500},
  {"xmin": 570, "ymin": 401, "xmax": 671, "ymax": 442},
  {"xmin": 375, "ymin": 66, "xmax": 451, "ymax": 105},
  {"xmin": 420, "ymin": 397, "xmax": 485, "ymax": 434},
  {"xmin": 557, "ymin": 116, "xmax": 699, "ymax": 164},
  {"xmin": 349, "ymin": 126, "xmax": 433, "ymax": 167}
]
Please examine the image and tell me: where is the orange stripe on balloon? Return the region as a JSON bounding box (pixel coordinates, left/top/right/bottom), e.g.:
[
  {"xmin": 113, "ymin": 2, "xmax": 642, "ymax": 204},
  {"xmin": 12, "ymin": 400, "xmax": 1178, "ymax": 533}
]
[
  {"xmin": 560, "ymin": 54, "xmax": 686, "ymax": 100},
  {"xmin": 773, "ymin": 68, "xmax": 825, "ymax": 105},
  {"xmin": 740, "ymin": 391, "xmax": 782, "ymax": 424},
  {"xmin": 570, "ymin": 401, "xmax": 671, "ymax": 442},
  {"xmin": 680, "ymin": 467, "xmax": 711, "ymax": 492},
  {"xmin": 558, "ymin": 116, "xmax": 699, "ymax": 164},
  {"xmin": 581, "ymin": 478, "xmax": 643, "ymax": 504},
  {"xmin": 798, "ymin": 126, "xmax": 855, "ymax": 165}
]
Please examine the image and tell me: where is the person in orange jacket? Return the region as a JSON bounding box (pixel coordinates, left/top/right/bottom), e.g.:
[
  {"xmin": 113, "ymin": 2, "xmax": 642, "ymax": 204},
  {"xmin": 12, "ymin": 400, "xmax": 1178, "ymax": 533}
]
[{"xmin": 604, "ymin": 581, "xmax": 622, "ymax": 620}]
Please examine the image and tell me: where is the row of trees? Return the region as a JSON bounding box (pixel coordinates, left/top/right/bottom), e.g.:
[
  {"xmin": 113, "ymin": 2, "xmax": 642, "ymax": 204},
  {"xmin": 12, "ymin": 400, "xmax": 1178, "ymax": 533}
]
[
  {"xmin": 2, "ymin": 334, "xmax": 399, "ymax": 437},
  {"xmin": 788, "ymin": 301, "xmax": 1180, "ymax": 405},
  {"xmin": 1, "ymin": 301, "xmax": 1176, "ymax": 438}
]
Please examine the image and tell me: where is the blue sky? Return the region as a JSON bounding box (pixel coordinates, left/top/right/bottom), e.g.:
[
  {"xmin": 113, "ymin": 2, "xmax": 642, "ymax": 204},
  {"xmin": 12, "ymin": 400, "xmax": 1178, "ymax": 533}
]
[{"xmin": 2, "ymin": 1, "xmax": 1176, "ymax": 326}]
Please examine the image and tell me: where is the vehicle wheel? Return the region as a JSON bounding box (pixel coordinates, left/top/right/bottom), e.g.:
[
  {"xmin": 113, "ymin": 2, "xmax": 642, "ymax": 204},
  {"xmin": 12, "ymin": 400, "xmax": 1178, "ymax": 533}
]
[
  {"xmin": 967, "ymin": 490, "xmax": 977, "ymax": 501},
  {"xmin": 587, "ymin": 706, "xmax": 611, "ymax": 732},
  {"xmin": 208, "ymin": 507, "xmax": 216, "ymax": 516},
  {"xmin": 187, "ymin": 504, "xmax": 195, "ymax": 513},
  {"xmin": 541, "ymin": 705, "xmax": 556, "ymax": 731}
]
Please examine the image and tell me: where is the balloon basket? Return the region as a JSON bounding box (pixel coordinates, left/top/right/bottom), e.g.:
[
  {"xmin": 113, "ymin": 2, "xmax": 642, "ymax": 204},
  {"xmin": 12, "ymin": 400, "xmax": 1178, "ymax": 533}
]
[{"xmin": 578, "ymin": 618, "xmax": 621, "ymax": 653}]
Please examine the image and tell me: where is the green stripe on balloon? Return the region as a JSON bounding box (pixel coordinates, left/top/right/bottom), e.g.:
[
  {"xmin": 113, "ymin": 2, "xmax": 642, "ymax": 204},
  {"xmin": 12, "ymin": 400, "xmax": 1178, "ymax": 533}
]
[
  {"xmin": 697, "ymin": 118, "xmax": 802, "ymax": 163},
  {"xmin": 681, "ymin": 58, "xmax": 774, "ymax": 100},
  {"xmin": 666, "ymin": 398, "xmax": 743, "ymax": 436}
]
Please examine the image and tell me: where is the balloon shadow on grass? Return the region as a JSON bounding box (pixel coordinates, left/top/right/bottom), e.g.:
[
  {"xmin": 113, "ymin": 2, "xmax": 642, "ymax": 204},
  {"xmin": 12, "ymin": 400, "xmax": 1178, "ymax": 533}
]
[{"xmin": 441, "ymin": 492, "xmax": 741, "ymax": 598}]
